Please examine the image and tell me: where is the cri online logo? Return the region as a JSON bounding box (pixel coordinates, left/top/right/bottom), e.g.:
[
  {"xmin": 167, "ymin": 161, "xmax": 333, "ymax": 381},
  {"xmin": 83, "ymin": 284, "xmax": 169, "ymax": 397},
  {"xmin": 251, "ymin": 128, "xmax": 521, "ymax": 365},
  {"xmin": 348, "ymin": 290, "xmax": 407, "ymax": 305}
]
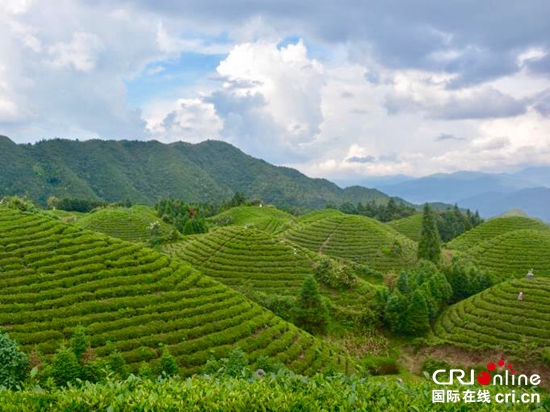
[{"xmin": 432, "ymin": 359, "xmax": 541, "ymax": 387}]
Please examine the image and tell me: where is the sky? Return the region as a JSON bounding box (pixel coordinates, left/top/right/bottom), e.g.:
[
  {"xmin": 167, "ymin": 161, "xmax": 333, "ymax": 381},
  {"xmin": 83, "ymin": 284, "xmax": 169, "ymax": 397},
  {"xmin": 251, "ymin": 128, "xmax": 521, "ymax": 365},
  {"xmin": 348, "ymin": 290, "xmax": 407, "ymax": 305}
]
[{"xmin": 1, "ymin": 0, "xmax": 550, "ymax": 181}]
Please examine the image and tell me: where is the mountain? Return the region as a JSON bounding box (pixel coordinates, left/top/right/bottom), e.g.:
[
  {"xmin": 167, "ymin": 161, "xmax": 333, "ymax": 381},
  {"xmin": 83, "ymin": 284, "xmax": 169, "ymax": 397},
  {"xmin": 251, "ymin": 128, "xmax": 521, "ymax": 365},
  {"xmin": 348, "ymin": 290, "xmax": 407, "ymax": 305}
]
[
  {"xmin": 378, "ymin": 171, "xmax": 539, "ymax": 204},
  {"xmin": 0, "ymin": 136, "xmax": 389, "ymax": 209},
  {"xmin": 457, "ymin": 187, "xmax": 550, "ymax": 222}
]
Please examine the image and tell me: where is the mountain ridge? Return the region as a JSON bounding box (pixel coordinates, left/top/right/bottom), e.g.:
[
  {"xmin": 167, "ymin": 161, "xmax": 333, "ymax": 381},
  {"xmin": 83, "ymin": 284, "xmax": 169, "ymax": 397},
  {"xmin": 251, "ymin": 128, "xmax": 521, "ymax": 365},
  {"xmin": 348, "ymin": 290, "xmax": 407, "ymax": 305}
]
[{"xmin": 0, "ymin": 136, "xmax": 390, "ymax": 209}]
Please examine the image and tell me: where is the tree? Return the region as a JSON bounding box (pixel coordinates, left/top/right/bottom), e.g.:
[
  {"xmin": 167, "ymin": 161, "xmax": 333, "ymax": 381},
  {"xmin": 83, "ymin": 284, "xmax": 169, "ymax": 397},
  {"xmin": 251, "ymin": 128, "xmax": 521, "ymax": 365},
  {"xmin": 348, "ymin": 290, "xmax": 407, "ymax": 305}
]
[
  {"xmin": 70, "ymin": 324, "xmax": 89, "ymax": 363},
  {"xmin": 294, "ymin": 276, "xmax": 329, "ymax": 334},
  {"xmin": 383, "ymin": 290, "xmax": 407, "ymax": 333},
  {"xmin": 401, "ymin": 290, "xmax": 431, "ymax": 336},
  {"xmin": 49, "ymin": 346, "xmax": 82, "ymax": 386},
  {"xmin": 418, "ymin": 203, "xmax": 441, "ymax": 263},
  {"xmin": 47, "ymin": 196, "xmax": 60, "ymax": 210},
  {"xmin": 0, "ymin": 331, "xmax": 29, "ymax": 388}
]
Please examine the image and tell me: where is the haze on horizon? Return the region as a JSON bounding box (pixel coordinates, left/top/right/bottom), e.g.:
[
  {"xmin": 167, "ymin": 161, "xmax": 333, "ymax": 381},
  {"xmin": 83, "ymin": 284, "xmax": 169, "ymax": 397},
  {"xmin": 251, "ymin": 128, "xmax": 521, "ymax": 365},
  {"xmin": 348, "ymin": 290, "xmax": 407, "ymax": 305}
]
[{"xmin": 1, "ymin": 0, "xmax": 550, "ymax": 182}]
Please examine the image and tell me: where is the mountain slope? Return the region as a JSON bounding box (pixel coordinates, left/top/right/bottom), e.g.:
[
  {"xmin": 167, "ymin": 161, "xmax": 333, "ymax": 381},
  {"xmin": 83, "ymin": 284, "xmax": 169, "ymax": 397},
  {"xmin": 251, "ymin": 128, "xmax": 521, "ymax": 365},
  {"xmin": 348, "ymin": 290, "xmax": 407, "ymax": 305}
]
[
  {"xmin": 447, "ymin": 216, "xmax": 550, "ymax": 251},
  {"xmin": 0, "ymin": 136, "xmax": 388, "ymax": 209},
  {"xmin": 435, "ymin": 278, "xmax": 550, "ymax": 351},
  {"xmin": 282, "ymin": 210, "xmax": 417, "ymax": 272},
  {"xmin": 0, "ymin": 205, "xmax": 350, "ymax": 375}
]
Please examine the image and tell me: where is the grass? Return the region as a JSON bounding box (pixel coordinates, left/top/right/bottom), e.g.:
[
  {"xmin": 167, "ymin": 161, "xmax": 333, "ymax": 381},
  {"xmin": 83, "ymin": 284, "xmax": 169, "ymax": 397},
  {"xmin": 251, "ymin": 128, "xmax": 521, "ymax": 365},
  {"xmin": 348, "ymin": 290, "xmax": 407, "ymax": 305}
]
[
  {"xmin": 208, "ymin": 205, "xmax": 295, "ymax": 235},
  {"xmin": 447, "ymin": 216, "xmax": 549, "ymax": 251},
  {"xmin": 0, "ymin": 205, "xmax": 351, "ymax": 376},
  {"xmin": 74, "ymin": 205, "xmax": 172, "ymax": 243},
  {"xmin": 281, "ymin": 210, "xmax": 417, "ymax": 272}
]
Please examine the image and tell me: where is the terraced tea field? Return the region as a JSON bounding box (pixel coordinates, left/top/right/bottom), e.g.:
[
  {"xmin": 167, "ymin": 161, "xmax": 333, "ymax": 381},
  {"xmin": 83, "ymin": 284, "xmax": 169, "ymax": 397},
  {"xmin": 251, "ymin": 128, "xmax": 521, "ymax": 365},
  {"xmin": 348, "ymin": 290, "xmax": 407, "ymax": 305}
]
[
  {"xmin": 447, "ymin": 216, "xmax": 549, "ymax": 251},
  {"xmin": 0, "ymin": 206, "xmax": 351, "ymax": 375},
  {"xmin": 282, "ymin": 210, "xmax": 417, "ymax": 272},
  {"xmin": 209, "ymin": 206, "xmax": 294, "ymax": 235},
  {"xmin": 75, "ymin": 205, "xmax": 172, "ymax": 242},
  {"xmin": 435, "ymin": 278, "xmax": 550, "ymax": 351},
  {"xmin": 163, "ymin": 226, "xmax": 379, "ymax": 311},
  {"xmin": 463, "ymin": 229, "xmax": 550, "ymax": 277},
  {"xmin": 386, "ymin": 214, "xmax": 422, "ymax": 242}
]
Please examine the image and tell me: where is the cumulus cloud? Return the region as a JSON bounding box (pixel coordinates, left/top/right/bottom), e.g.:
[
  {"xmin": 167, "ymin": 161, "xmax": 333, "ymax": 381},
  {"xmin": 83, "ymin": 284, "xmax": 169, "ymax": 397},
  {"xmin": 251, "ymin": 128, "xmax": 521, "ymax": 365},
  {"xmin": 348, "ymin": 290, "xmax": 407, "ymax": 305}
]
[{"xmin": 2, "ymin": 0, "xmax": 550, "ymax": 179}]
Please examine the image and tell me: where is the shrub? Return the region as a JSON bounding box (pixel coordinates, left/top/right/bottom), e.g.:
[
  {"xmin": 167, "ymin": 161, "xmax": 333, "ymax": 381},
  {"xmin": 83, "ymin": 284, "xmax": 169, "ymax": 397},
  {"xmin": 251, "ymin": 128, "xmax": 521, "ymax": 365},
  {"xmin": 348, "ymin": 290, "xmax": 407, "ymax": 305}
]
[
  {"xmin": 0, "ymin": 331, "xmax": 29, "ymax": 389},
  {"xmin": 314, "ymin": 258, "xmax": 357, "ymax": 289}
]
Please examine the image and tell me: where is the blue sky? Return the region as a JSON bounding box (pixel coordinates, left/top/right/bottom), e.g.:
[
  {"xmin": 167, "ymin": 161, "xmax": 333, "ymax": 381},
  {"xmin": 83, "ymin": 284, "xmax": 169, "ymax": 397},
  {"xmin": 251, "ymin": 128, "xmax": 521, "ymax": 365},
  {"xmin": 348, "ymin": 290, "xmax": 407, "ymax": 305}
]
[{"xmin": 1, "ymin": 0, "xmax": 550, "ymax": 180}]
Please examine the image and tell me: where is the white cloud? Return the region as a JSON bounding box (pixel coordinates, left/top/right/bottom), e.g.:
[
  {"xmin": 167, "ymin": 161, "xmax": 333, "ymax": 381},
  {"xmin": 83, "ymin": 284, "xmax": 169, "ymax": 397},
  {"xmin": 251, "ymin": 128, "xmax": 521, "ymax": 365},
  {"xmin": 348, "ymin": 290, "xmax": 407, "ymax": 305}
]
[{"xmin": 48, "ymin": 32, "xmax": 104, "ymax": 72}]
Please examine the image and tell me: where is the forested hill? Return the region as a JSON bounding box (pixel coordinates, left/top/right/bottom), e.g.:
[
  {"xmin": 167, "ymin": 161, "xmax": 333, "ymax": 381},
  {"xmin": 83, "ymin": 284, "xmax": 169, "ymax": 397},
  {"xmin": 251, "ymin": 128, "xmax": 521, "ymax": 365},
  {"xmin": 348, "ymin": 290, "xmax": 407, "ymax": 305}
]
[{"xmin": 0, "ymin": 136, "xmax": 389, "ymax": 208}]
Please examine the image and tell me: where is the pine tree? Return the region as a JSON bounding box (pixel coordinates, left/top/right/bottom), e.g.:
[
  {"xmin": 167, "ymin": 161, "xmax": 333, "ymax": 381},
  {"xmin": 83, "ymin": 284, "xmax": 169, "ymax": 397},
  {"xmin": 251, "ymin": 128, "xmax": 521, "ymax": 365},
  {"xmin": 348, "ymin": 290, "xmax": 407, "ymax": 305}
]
[
  {"xmin": 402, "ymin": 290, "xmax": 431, "ymax": 336},
  {"xmin": 50, "ymin": 346, "xmax": 82, "ymax": 386},
  {"xmin": 70, "ymin": 324, "xmax": 89, "ymax": 363},
  {"xmin": 294, "ymin": 276, "xmax": 329, "ymax": 334},
  {"xmin": 418, "ymin": 203, "xmax": 441, "ymax": 263},
  {"xmin": 384, "ymin": 290, "xmax": 407, "ymax": 333}
]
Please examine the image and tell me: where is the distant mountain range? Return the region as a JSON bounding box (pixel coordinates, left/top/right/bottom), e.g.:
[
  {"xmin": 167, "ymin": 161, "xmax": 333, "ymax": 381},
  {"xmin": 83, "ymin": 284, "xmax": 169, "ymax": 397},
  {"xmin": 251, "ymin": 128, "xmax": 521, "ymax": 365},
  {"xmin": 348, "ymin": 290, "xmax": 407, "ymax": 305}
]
[
  {"xmin": 0, "ymin": 136, "xmax": 390, "ymax": 209},
  {"xmin": 372, "ymin": 169, "xmax": 550, "ymax": 221}
]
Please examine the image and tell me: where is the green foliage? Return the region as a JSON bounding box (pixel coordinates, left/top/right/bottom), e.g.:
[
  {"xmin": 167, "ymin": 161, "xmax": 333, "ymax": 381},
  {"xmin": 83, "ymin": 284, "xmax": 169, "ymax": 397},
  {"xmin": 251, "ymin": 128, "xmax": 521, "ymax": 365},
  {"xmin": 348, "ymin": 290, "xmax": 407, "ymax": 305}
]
[
  {"xmin": 105, "ymin": 350, "xmax": 130, "ymax": 380},
  {"xmin": 384, "ymin": 261, "xmax": 452, "ymax": 336},
  {"xmin": 76, "ymin": 205, "xmax": 173, "ymax": 243},
  {"xmin": 338, "ymin": 197, "xmax": 416, "ymax": 222},
  {"xmin": 401, "ymin": 290, "xmax": 431, "ymax": 336},
  {"xmin": 448, "ymin": 216, "xmax": 550, "ymax": 251},
  {"xmin": 462, "ymin": 229, "xmax": 550, "ymax": 277},
  {"xmin": 434, "ymin": 278, "xmax": 550, "ymax": 353},
  {"xmin": 49, "ymin": 347, "xmax": 82, "ymax": 386},
  {"xmin": 284, "ymin": 209, "xmax": 417, "ymax": 272},
  {"xmin": 56, "ymin": 198, "xmax": 107, "ymax": 213},
  {"xmin": 0, "ymin": 373, "xmax": 545, "ymax": 411},
  {"xmin": 205, "ymin": 347, "xmax": 250, "ymax": 378},
  {"xmin": 0, "ymin": 206, "xmax": 349, "ymax": 378},
  {"xmin": 388, "ymin": 206, "xmax": 483, "ymax": 243},
  {"xmin": 0, "ymin": 331, "xmax": 29, "ymax": 389},
  {"xmin": 208, "ymin": 205, "xmax": 293, "ymax": 235},
  {"xmin": 417, "ymin": 203, "xmax": 441, "ymax": 263},
  {"xmin": 70, "ymin": 325, "xmax": 89, "ymax": 363},
  {"xmin": 444, "ymin": 257, "xmax": 493, "ymax": 302},
  {"xmin": 294, "ymin": 277, "xmax": 329, "ymax": 334},
  {"xmin": 157, "ymin": 348, "xmax": 179, "ymax": 377},
  {"xmin": 0, "ymin": 137, "xmax": 394, "ymax": 210},
  {"xmin": 0, "ymin": 196, "xmax": 37, "ymax": 212},
  {"xmin": 314, "ymin": 258, "xmax": 357, "ymax": 289}
]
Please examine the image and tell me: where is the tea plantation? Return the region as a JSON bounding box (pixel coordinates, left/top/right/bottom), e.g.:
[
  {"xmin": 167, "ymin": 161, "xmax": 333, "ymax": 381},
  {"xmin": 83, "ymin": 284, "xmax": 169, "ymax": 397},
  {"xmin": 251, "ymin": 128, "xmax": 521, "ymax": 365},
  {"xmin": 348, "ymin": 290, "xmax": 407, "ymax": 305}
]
[
  {"xmin": 282, "ymin": 210, "xmax": 417, "ymax": 272},
  {"xmin": 209, "ymin": 205, "xmax": 294, "ymax": 235},
  {"xmin": 447, "ymin": 216, "xmax": 550, "ymax": 251},
  {"xmin": 434, "ymin": 278, "xmax": 550, "ymax": 351},
  {"xmin": 463, "ymin": 229, "xmax": 550, "ymax": 277},
  {"xmin": 0, "ymin": 206, "xmax": 351, "ymax": 375},
  {"xmin": 1, "ymin": 373, "xmax": 547, "ymax": 411},
  {"xmin": 162, "ymin": 226, "xmax": 380, "ymax": 316},
  {"xmin": 75, "ymin": 205, "xmax": 172, "ymax": 243},
  {"xmin": 386, "ymin": 214, "xmax": 423, "ymax": 242}
]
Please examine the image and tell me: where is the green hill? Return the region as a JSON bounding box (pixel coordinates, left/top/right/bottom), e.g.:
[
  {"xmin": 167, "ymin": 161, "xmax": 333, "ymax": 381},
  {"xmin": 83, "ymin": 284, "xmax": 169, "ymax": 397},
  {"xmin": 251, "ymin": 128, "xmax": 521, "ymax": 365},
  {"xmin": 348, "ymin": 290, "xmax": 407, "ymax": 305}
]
[
  {"xmin": 75, "ymin": 205, "xmax": 171, "ymax": 242},
  {"xmin": 463, "ymin": 229, "xmax": 550, "ymax": 278},
  {"xmin": 0, "ymin": 136, "xmax": 389, "ymax": 209},
  {"xmin": 162, "ymin": 226, "xmax": 379, "ymax": 316},
  {"xmin": 0, "ymin": 205, "xmax": 351, "ymax": 375},
  {"xmin": 386, "ymin": 214, "xmax": 422, "ymax": 242},
  {"xmin": 209, "ymin": 206, "xmax": 294, "ymax": 235},
  {"xmin": 434, "ymin": 278, "xmax": 550, "ymax": 351},
  {"xmin": 282, "ymin": 210, "xmax": 417, "ymax": 272},
  {"xmin": 447, "ymin": 216, "xmax": 549, "ymax": 251}
]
